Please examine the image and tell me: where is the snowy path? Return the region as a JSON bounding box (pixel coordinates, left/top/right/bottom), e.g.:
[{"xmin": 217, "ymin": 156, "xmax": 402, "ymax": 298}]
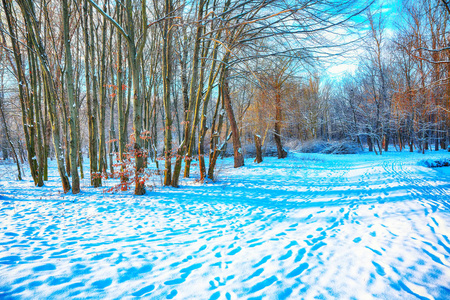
[{"xmin": 1, "ymin": 151, "xmax": 450, "ymax": 299}]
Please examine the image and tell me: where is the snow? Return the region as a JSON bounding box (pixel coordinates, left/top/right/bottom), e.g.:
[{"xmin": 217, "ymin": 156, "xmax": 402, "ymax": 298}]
[{"xmin": 1, "ymin": 151, "xmax": 450, "ymax": 299}]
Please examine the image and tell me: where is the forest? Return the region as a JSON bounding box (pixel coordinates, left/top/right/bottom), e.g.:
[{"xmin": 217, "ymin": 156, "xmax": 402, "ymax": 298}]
[
  {"xmin": 2, "ymin": 1, "xmax": 450, "ymax": 299},
  {"xmin": 1, "ymin": 0, "xmax": 450, "ymax": 195}
]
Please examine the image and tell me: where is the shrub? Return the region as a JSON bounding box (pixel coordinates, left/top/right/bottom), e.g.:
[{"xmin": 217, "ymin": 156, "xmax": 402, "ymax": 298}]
[
  {"xmin": 299, "ymin": 140, "xmax": 331, "ymax": 153},
  {"xmin": 321, "ymin": 142, "xmax": 360, "ymax": 154},
  {"xmin": 104, "ymin": 133, "xmax": 156, "ymax": 193},
  {"xmin": 420, "ymin": 158, "xmax": 450, "ymax": 168}
]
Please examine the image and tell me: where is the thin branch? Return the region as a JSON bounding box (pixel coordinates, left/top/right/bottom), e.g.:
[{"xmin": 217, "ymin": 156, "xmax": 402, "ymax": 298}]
[{"xmin": 87, "ymin": 0, "xmax": 130, "ymax": 44}]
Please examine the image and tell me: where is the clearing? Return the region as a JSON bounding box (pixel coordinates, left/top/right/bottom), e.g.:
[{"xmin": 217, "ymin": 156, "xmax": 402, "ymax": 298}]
[{"xmin": 1, "ymin": 151, "xmax": 450, "ymax": 299}]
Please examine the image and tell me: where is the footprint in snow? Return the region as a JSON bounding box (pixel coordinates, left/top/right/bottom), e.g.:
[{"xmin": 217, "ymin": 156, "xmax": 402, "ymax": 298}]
[
  {"xmin": 284, "ymin": 241, "xmax": 298, "ymax": 249},
  {"xmin": 91, "ymin": 278, "xmax": 112, "ymax": 289},
  {"xmin": 278, "ymin": 250, "xmax": 292, "ymax": 261},
  {"xmin": 118, "ymin": 264, "xmax": 153, "ymax": 283},
  {"xmin": 372, "ymin": 261, "xmax": 386, "ymax": 276},
  {"xmin": 250, "ymin": 275, "xmax": 278, "ymax": 293},
  {"xmin": 0, "ymin": 255, "xmax": 21, "ymax": 265},
  {"xmin": 50, "ymin": 249, "xmax": 70, "ymax": 258},
  {"xmin": 294, "ymin": 248, "xmax": 306, "ymax": 262},
  {"xmin": 132, "ymin": 284, "xmax": 155, "ymax": 297},
  {"xmin": 4, "ymin": 232, "xmax": 19, "ymax": 237},
  {"xmin": 365, "ymin": 246, "xmax": 382, "ymax": 256},
  {"xmin": 253, "ymin": 255, "xmax": 271, "ymax": 268},
  {"xmin": 209, "ymin": 275, "xmax": 235, "ymax": 289},
  {"xmin": 180, "ymin": 263, "xmax": 202, "ymax": 278},
  {"xmin": 28, "ymin": 281, "xmax": 44, "ymax": 288},
  {"xmin": 66, "ymin": 282, "xmax": 84, "ymax": 290},
  {"xmin": 71, "ymin": 264, "xmax": 92, "ymax": 276},
  {"xmin": 164, "ymin": 278, "xmax": 185, "ymax": 285},
  {"xmin": 209, "ymin": 291, "xmax": 220, "ymax": 300},
  {"xmin": 249, "ymin": 240, "xmax": 265, "ymax": 247},
  {"xmin": 33, "ymin": 263, "xmax": 56, "ymax": 272},
  {"xmin": 47, "ymin": 276, "xmax": 72, "ymax": 286},
  {"xmin": 286, "ymin": 263, "xmax": 309, "ymax": 278},
  {"xmin": 227, "ymin": 246, "xmax": 241, "ymax": 256},
  {"xmin": 166, "ymin": 289, "xmax": 178, "ymax": 299},
  {"xmin": 91, "ymin": 252, "xmax": 113, "ymax": 261},
  {"xmin": 194, "ymin": 245, "xmax": 207, "ymax": 254},
  {"xmin": 243, "ymin": 268, "xmax": 264, "ymax": 282},
  {"xmin": 310, "ymin": 241, "xmax": 326, "ymax": 251}
]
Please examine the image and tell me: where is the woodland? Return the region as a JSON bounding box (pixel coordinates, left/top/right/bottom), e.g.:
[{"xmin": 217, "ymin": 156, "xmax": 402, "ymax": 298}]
[{"xmin": 1, "ymin": 0, "xmax": 450, "ymax": 195}]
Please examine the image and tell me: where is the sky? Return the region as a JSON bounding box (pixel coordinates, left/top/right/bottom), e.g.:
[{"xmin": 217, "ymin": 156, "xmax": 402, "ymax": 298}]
[{"xmin": 324, "ymin": 0, "xmax": 401, "ymax": 81}]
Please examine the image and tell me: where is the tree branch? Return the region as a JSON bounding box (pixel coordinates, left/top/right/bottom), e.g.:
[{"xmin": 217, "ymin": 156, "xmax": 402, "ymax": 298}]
[{"xmin": 87, "ymin": 0, "xmax": 131, "ymax": 44}]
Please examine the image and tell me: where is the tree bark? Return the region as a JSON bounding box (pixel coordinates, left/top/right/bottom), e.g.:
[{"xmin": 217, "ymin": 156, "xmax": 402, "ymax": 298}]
[
  {"xmin": 89, "ymin": 4, "xmax": 101, "ymax": 187},
  {"xmin": 254, "ymin": 134, "xmax": 263, "ymax": 163},
  {"xmin": 222, "ymin": 67, "xmax": 244, "ymax": 168},
  {"xmin": 171, "ymin": 0, "xmax": 205, "ymax": 187},
  {"xmin": 274, "ymin": 88, "xmax": 287, "ymax": 159},
  {"xmin": 162, "ymin": 0, "xmax": 173, "ymax": 188},
  {"xmin": 21, "ymin": 4, "xmax": 71, "ymax": 192},
  {"xmin": 62, "ymin": 0, "xmax": 80, "ymax": 193}
]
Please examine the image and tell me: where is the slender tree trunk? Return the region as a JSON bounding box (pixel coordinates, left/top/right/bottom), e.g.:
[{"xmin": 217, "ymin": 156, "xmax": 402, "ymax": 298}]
[
  {"xmin": 109, "ymin": 92, "xmax": 116, "ymax": 175},
  {"xmin": 116, "ymin": 6, "xmax": 127, "ymax": 187},
  {"xmin": 198, "ymin": 70, "xmax": 220, "ymax": 180},
  {"xmin": 2, "ymin": 0, "xmax": 40, "ymax": 184},
  {"xmin": 98, "ymin": 4, "xmax": 108, "ymax": 180},
  {"xmin": 222, "ymin": 66, "xmax": 244, "ymax": 168},
  {"xmin": 89, "ymin": 5, "xmax": 102, "ymax": 187},
  {"xmin": 83, "ymin": 1, "xmax": 95, "ymax": 186},
  {"xmin": 171, "ymin": 0, "xmax": 204, "ymax": 187},
  {"xmin": 162, "ymin": 0, "xmax": 173, "ymax": 187},
  {"xmin": 26, "ymin": 38, "xmax": 44, "ymax": 185},
  {"xmin": 185, "ymin": 35, "xmax": 211, "ymax": 178},
  {"xmin": 0, "ymin": 87, "xmax": 21, "ymax": 180},
  {"xmin": 31, "ymin": 49, "xmax": 44, "ymax": 186},
  {"xmin": 274, "ymin": 87, "xmax": 287, "ymax": 159},
  {"xmin": 62, "ymin": 0, "xmax": 80, "ymax": 193},
  {"xmin": 207, "ymin": 86, "xmax": 224, "ymax": 180}
]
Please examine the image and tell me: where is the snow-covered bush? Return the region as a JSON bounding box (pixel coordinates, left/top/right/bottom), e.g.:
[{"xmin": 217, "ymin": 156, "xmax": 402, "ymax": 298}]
[
  {"xmin": 321, "ymin": 141, "xmax": 360, "ymax": 154},
  {"xmin": 298, "ymin": 140, "xmax": 359, "ymax": 154},
  {"xmin": 299, "ymin": 140, "xmax": 331, "ymax": 153},
  {"xmin": 223, "ymin": 143, "xmax": 279, "ymax": 158},
  {"xmin": 420, "ymin": 158, "xmax": 450, "ymax": 168}
]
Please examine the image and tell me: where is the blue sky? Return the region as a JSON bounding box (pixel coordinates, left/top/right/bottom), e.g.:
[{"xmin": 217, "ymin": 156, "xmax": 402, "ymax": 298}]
[{"xmin": 325, "ymin": 0, "xmax": 401, "ymax": 80}]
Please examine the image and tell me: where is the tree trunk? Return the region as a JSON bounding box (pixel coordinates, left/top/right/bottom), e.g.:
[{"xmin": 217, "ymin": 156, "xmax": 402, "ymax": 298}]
[
  {"xmin": 162, "ymin": 0, "xmax": 173, "ymax": 188},
  {"xmin": 207, "ymin": 87, "xmax": 225, "ymax": 180},
  {"xmin": 274, "ymin": 88, "xmax": 287, "ymax": 159},
  {"xmin": 368, "ymin": 135, "xmax": 373, "ymax": 152},
  {"xmin": 2, "ymin": 0, "xmax": 40, "ymax": 184},
  {"xmin": 196, "ymin": 32, "xmax": 220, "ymax": 181},
  {"xmin": 116, "ymin": 6, "xmax": 127, "ymax": 187},
  {"xmin": 254, "ymin": 134, "xmax": 263, "ymax": 163},
  {"xmin": 62, "ymin": 0, "xmax": 80, "ymax": 194},
  {"xmin": 171, "ymin": 0, "xmax": 205, "ymax": 187},
  {"xmin": 84, "ymin": 1, "xmax": 97, "ymax": 187},
  {"xmin": 89, "ymin": 4, "xmax": 101, "ymax": 187},
  {"xmin": 222, "ymin": 67, "xmax": 244, "ymax": 168},
  {"xmin": 0, "ymin": 88, "xmax": 22, "ymax": 180},
  {"xmin": 11, "ymin": 1, "xmax": 69, "ymax": 188},
  {"xmin": 98, "ymin": 4, "xmax": 108, "ymax": 182}
]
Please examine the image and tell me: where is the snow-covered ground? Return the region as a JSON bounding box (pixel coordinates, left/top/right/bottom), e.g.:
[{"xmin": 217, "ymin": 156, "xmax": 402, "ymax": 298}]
[{"xmin": 1, "ymin": 150, "xmax": 450, "ymax": 299}]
